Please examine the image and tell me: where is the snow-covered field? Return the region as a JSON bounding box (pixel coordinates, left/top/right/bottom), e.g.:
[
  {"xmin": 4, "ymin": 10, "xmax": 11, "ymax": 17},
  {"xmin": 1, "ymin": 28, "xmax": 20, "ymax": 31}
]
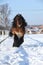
[{"xmin": 0, "ymin": 34, "xmax": 43, "ymax": 65}]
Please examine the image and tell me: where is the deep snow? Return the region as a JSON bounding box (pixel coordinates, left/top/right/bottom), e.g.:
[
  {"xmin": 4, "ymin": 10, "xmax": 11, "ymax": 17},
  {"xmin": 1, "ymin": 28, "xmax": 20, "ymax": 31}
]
[{"xmin": 0, "ymin": 34, "xmax": 43, "ymax": 65}]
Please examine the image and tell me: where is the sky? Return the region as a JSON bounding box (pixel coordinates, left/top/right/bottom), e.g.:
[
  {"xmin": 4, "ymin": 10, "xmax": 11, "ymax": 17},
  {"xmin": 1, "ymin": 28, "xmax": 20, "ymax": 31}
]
[{"xmin": 0, "ymin": 0, "xmax": 43, "ymax": 25}]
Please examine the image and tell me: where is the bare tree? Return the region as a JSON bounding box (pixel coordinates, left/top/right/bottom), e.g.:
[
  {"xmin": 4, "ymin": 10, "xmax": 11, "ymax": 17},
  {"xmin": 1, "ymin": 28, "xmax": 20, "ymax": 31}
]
[{"xmin": 0, "ymin": 4, "xmax": 11, "ymax": 29}]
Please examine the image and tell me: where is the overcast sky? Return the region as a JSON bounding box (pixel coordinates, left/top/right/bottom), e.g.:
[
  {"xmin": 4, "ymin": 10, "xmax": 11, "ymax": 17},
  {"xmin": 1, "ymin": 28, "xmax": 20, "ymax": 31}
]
[{"xmin": 0, "ymin": 0, "xmax": 43, "ymax": 25}]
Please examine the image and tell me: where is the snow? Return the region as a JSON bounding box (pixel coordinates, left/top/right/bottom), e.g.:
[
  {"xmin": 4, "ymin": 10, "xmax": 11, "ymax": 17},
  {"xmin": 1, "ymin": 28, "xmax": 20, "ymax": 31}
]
[{"xmin": 0, "ymin": 34, "xmax": 43, "ymax": 65}]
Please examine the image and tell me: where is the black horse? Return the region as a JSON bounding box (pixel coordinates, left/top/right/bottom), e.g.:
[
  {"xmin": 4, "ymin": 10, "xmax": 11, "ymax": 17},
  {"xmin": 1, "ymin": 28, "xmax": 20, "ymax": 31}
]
[{"xmin": 9, "ymin": 14, "xmax": 27, "ymax": 47}]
